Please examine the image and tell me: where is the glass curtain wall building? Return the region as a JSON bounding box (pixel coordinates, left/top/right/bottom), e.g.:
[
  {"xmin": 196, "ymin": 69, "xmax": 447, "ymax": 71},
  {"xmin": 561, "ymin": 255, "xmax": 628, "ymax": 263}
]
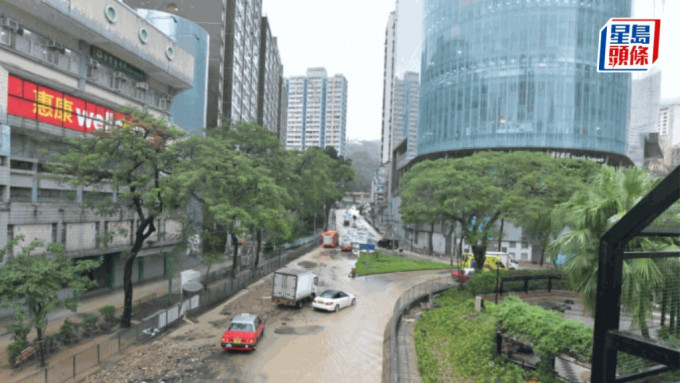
[{"xmin": 419, "ymin": 0, "xmax": 632, "ymax": 164}]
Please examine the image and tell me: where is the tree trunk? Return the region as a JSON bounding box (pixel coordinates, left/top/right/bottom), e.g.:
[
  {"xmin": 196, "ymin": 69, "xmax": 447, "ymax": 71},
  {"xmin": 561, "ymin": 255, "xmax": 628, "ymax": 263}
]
[
  {"xmin": 660, "ymin": 290, "xmax": 667, "ymax": 327},
  {"xmin": 497, "ymin": 219, "xmax": 504, "ymax": 252},
  {"xmin": 445, "ymin": 226, "xmax": 454, "ymax": 266},
  {"xmin": 121, "ymin": 221, "xmax": 151, "ymax": 328},
  {"xmin": 253, "ymin": 230, "xmax": 262, "ymax": 270},
  {"xmin": 231, "ymin": 233, "xmax": 239, "ymax": 278},
  {"xmin": 539, "ymin": 248, "xmax": 546, "ymax": 266},
  {"xmin": 36, "ymin": 327, "xmax": 45, "ymax": 367},
  {"xmin": 457, "ymin": 235, "xmax": 464, "ymax": 268},
  {"xmin": 639, "ymin": 295, "xmax": 650, "ymax": 338},
  {"xmin": 428, "ymin": 223, "xmax": 434, "ymax": 255},
  {"xmin": 471, "ymin": 245, "xmax": 487, "ymax": 271}
]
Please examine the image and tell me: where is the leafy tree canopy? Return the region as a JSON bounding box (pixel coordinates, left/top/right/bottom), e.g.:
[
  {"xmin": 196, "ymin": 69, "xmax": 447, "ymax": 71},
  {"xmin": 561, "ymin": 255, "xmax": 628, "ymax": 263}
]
[{"xmin": 0, "ymin": 239, "xmax": 100, "ymax": 366}]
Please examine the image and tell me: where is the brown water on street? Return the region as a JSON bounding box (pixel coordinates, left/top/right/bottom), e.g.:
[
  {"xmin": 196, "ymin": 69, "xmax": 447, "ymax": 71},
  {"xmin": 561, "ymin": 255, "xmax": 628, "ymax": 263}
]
[{"xmin": 82, "ymin": 211, "xmax": 451, "ymax": 383}]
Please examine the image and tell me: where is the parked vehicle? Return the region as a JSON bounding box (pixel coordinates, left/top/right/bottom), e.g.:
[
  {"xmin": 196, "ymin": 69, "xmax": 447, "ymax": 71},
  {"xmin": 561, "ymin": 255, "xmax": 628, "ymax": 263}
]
[
  {"xmin": 221, "ymin": 313, "xmax": 265, "ymax": 351},
  {"xmin": 461, "ymin": 253, "xmax": 506, "ymax": 271},
  {"xmin": 272, "ymin": 269, "xmax": 319, "ymax": 308},
  {"xmin": 340, "ymin": 235, "xmax": 352, "ymax": 252},
  {"xmin": 451, "ymin": 268, "xmax": 475, "ymax": 282},
  {"xmin": 485, "ymin": 251, "xmax": 520, "ymax": 269},
  {"xmin": 312, "ymin": 289, "xmax": 356, "ymax": 312},
  {"xmin": 377, "ymin": 238, "xmax": 399, "ymax": 249},
  {"xmin": 321, "ymin": 230, "xmax": 339, "ymax": 248}
]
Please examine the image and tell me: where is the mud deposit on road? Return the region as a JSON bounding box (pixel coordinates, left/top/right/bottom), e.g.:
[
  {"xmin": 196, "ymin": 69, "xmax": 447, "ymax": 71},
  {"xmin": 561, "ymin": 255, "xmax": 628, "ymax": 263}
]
[
  {"xmin": 297, "ymin": 260, "xmax": 318, "ymax": 269},
  {"xmin": 273, "ymin": 325, "xmax": 323, "ymax": 335}
]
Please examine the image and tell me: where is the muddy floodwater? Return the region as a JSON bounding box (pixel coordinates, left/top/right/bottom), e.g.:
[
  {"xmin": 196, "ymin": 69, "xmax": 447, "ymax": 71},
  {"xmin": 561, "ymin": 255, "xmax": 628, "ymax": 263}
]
[
  {"xmin": 217, "ymin": 249, "xmax": 448, "ymax": 383},
  {"xmin": 84, "ymin": 212, "xmax": 450, "ymax": 383}
]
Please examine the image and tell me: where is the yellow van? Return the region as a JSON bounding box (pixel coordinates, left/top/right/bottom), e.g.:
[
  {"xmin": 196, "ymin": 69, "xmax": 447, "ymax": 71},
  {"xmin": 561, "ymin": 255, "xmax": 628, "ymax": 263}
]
[{"xmin": 461, "ymin": 253, "xmax": 506, "ymax": 271}]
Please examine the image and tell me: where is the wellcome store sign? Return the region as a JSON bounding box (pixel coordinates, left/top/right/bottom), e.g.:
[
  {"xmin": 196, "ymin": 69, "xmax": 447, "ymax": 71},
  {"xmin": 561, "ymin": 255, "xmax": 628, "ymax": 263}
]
[{"xmin": 7, "ymin": 75, "xmax": 128, "ymax": 132}]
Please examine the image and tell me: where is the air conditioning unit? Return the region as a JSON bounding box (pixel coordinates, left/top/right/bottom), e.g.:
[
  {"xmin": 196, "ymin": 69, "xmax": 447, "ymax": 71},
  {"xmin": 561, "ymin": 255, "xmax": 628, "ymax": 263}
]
[
  {"xmin": 135, "ymin": 82, "xmax": 149, "ymax": 90},
  {"xmin": 87, "ymin": 58, "xmax": 99, "ymax": 69},
  {"xmin": 2, "ymin": 18, "xmax": 19, "ymax": 31},
  {"xmin": 46, "ymin": 39, "xmax": 65, "ymax": 52},
  {"xmin": 113, "ymin": 71, "xmax": 126, "ymax": 80}
]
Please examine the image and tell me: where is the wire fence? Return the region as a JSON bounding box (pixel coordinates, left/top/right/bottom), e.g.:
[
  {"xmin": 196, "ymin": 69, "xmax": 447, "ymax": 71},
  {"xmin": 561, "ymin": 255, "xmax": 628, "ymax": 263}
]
[
  {"xmin": 385, "ymin": 276, "xmax": 456, "ymax": 383},
  {"xmin": 615, "ymin": 251, "xmax": 680, "ymax": 380},
  {"xmin": 10, "ymin": 236, "xmax": 320, "ymax": 383}
]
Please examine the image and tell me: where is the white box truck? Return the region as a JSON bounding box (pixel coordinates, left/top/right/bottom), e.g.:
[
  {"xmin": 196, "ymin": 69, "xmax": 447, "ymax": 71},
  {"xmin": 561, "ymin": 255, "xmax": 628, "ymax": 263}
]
[{"xmin": 272, "ymin": 269, "xmax": 319, "ymax": 308}]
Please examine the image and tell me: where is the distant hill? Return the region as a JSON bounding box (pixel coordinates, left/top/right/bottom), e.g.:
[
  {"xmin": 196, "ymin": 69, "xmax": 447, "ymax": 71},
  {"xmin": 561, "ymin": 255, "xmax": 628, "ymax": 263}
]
[{"xmin": 345, "ymin": 139, "xmax": 381, "ymax": 192}]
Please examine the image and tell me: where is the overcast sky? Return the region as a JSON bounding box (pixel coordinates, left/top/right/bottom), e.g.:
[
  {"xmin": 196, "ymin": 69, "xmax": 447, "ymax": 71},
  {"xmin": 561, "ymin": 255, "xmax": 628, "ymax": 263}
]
[{"xmin": 263, "ymin": 0, "xmax": 680, "ymax": 141}]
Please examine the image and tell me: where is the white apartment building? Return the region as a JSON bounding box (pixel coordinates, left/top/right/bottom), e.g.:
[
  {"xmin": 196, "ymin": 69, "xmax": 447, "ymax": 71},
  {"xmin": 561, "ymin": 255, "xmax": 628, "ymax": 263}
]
[
  {"xmin": 325, "ymin": 74, "xmax": 348, "ymax": 156},
  {"xmin": 285, "ymin": 68, "xmax": 348, "ymax": 157}
]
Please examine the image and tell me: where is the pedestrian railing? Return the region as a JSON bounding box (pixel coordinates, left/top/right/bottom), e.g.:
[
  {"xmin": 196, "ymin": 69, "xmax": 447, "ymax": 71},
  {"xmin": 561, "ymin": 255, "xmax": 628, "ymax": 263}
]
[{"xmin": 10, "ymin": 235, "xmax": 320, "ymax": 383}]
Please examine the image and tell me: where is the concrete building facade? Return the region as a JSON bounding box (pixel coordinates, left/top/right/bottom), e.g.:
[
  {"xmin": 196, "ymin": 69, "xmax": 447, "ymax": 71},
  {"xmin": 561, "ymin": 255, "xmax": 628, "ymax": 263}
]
[
  {"xmin": 391, "ymin": 71, "xmax": 419, "ymax": 162},
  {"xmin": 656, "ymin": 98, "xmax": 680, "ymax": 168},
  {"xmin": 285, "ymin": 68, "xmax": 348, "ymax": 157},
  {"xmin": 0, "ymin": 0, "xmax": 195, "ymax": 287},
  {"xmin": 257, "ymin": 17, "xmax": 285, "ymax": 142},
  {"xmin": 380, "ymin": 11, "xmax": 396, "ymax": 165},
  {"xmin": 324, "ymin": 74, "xmax": 348, "ymax": 156},
  {"xmin": 124, "ymin": 0, "xmax": 285, "ymax": 134}
]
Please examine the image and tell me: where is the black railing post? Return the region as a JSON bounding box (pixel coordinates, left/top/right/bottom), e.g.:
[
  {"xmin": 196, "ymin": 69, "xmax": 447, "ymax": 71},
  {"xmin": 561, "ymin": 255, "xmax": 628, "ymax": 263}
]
[
  {"xmin": 523, "ymin": 277, "xmax": 529, "ymax": 294},
  {"xmin": 548, "ymin": 276, "xmax": 553, "ymax": 292},
  {"xmin": 591, "ymin": 240, "xmax": 625, "ymax": 383}
]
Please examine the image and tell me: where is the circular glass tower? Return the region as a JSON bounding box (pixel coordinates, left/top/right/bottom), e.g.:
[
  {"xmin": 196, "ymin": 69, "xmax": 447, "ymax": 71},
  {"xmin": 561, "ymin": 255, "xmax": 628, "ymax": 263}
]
[{"xmin": 418, "ymin": 0, "xmax": 632, "ymax": 164}]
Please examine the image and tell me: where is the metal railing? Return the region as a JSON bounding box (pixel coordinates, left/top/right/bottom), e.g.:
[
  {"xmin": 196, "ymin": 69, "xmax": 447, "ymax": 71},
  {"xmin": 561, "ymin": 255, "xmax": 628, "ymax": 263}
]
[
  {"xmin": 10, "ymin": 236, "xmax": 320, "ymax": 383},
  {"xmin": 385, "ymin": 276, "xmax": 456, "ymax": 383}
]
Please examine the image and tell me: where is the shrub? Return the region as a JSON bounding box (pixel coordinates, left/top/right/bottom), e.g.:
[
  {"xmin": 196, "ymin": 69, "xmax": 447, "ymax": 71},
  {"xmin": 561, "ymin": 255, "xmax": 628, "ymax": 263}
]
[
  {"xmin": 98, "ymin": 305, "xmax": 116, "ymax": 326},
  {"xmin": 7, "ymin": 338, "xmax": 28, "ymax": 368},
  {"xmin": 492, "ymin": 295, "xmax": 592, "ymax": 369},
  {"xmin": 81, "ymin": 314, "xmax": 99, "ymax": 337},
  {"xmin": 59, "ymin": 318, "xmax": 79, "ymax": 344}
]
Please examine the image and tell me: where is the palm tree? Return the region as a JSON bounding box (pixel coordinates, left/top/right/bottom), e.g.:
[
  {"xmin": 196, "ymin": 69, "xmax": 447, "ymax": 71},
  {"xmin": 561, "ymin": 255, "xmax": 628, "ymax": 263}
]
[{"xmin": 548, "ymin": 166, "xmax": 667, "ymax": 337}]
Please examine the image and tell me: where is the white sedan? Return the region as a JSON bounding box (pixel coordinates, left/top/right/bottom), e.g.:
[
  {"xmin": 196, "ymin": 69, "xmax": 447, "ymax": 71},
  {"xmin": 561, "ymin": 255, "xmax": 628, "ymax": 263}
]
[{"xmin": 312, "ymin": 289, "xmax": 356, "ymax": 312}]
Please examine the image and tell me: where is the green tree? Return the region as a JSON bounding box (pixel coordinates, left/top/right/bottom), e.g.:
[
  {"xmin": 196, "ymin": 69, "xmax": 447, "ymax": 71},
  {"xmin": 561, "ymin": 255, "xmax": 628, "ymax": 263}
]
[
  {"xmin": 288, "ymin": 147, "xmax": 354, "ymax": 234},
  {"xmin": 401, "ymin": 151, "xmax": 568, "ymax": 270},
  {"xmin": 511, "ymin": 158, "xmax": 599, "ymax": 265},
  {"xmin": 55, "ymin": 107, "xmax": 185, "ymax": 327},
  {"xmin": 224, "ymin": 123, "xmax": 293, "ymax": 269},
  {"xmin": 548, "ymin": 166, "xmax": 668, "ymax": 337},
  {"xmin": 400, "ymin": 160, "xmax": 444, "ymax": 255},
  {"xmin": 172, "ymin": 123, "xmax": 289, "ymax": 275},
  {"xmin": 0, "ymin": 239, "xmax": 101, "ymax": 366}
]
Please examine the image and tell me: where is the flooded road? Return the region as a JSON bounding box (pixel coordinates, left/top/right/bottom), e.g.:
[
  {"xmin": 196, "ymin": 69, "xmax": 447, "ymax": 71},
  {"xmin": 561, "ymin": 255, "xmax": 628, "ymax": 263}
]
[
  {"xmin": 83, "ymin": 212, "xmax": 450, "ymax": 383},
  {"xmin": 220, "ymin": 248, "xmax": 449, "ymax": 383}
]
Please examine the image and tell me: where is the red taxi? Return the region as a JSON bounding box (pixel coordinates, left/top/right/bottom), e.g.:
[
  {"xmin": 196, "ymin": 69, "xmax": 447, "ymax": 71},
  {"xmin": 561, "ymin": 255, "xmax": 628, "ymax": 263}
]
[{"xmin": 221, "ymin": 313, "xmax": 265, "ymax": 351}]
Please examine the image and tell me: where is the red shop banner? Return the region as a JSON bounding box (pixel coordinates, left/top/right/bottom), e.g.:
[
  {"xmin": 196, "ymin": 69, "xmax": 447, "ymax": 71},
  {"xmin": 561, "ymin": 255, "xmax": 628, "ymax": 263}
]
[{"xmin": 7, "ymin": 75, "xmax": 128, "ymax": 133}]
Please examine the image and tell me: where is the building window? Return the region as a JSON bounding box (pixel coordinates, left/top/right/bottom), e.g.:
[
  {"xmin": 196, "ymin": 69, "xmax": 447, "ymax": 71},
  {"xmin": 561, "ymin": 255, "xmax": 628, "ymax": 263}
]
[
  {"xmin": 111, "ymin": 71, "xmax": 126, "ymax": 91},
  {"xmin": 0, "ymin": 26, "xmax": 12, "ymax": 46},
  {"xmin": 522, "ymin": 242, "xmax": 528, "ymax": 249}
]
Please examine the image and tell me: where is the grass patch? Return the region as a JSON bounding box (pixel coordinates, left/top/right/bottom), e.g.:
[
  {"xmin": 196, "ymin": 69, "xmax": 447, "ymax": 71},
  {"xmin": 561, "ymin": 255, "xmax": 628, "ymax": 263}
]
[{"xmin": 354, "ymin": 251, "xmax": 451, "ymax": 276}]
